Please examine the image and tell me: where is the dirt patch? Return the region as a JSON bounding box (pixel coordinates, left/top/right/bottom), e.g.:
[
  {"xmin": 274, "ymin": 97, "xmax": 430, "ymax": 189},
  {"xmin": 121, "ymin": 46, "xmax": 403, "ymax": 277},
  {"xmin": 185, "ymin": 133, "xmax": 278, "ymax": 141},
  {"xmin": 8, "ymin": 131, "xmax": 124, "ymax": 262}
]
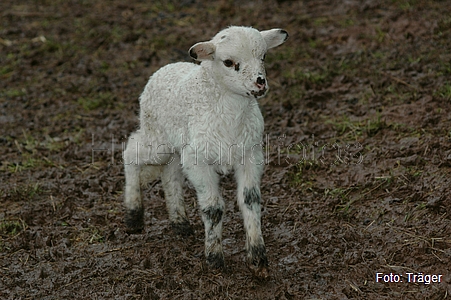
[{"xmin": 1, "ymin": 0, "xmax": 450, "ymax": 299}]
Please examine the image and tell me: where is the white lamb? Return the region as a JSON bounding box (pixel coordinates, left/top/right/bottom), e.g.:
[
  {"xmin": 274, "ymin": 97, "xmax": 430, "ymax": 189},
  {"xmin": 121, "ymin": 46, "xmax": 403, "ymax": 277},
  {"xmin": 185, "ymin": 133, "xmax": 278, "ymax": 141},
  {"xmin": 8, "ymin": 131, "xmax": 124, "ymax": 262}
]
[{"xmin": 123, "ymin": 26, "xmax": 288, "ymax": 277}]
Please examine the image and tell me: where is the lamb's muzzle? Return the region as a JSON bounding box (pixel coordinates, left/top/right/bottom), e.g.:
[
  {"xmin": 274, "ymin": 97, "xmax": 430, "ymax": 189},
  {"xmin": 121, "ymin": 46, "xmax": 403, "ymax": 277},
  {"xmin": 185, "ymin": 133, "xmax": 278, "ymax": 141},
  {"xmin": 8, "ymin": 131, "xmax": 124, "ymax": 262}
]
[
  {"xmin": 256, "ymin": 76, "xmax": 266, "ymax": 89},
  {"xmin": 123, "ymin": 26, "xmax": 288, "ymax": 278}
]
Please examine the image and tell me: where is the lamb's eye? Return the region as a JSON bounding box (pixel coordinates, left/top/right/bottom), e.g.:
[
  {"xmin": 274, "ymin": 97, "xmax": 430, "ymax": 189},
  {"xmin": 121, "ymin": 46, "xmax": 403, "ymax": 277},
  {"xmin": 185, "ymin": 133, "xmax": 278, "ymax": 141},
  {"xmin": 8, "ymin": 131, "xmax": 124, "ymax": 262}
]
[
  {"xmin": 223, "ymin": 59, "xmax": 234, "ymax": 67},
  {"xmin": 262, "ymin": 54, "xmax": 266, "ymax": 62}
]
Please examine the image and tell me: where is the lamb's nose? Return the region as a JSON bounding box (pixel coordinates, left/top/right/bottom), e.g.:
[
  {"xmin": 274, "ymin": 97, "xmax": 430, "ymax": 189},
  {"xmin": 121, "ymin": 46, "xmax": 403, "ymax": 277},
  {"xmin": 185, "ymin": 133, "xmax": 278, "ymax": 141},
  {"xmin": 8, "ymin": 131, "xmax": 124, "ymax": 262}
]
[{"xmin": 256, "ymin": 77, "xmax": 266, "ymax": 89}]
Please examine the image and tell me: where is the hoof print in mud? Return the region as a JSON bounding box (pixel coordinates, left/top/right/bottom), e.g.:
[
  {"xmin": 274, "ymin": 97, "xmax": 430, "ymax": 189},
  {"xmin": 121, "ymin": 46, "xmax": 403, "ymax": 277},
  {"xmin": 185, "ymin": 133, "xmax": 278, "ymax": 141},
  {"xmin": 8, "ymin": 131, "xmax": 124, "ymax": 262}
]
[
  {"xmin": 249, "ymin": 265, "xmax": 270, "ymax": 279},
  {"xmin": 125, "ymin": 208, "xmax": 144, "ymax": 234},
  {"xmin": 171, "ymin": 220, "xmax": 194, "ymax": 236}
]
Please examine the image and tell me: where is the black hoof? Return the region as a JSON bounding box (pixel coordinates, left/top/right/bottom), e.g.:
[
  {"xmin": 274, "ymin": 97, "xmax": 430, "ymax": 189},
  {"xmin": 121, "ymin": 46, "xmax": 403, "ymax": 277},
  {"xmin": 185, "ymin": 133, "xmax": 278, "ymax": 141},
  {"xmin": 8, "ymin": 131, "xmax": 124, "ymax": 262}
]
[
  {"xmin": 171, "ymin": 220, "xmax": 194, "ymax": 236},
  {"xmin": 248, "ymin": 245, "xmax": 269, "ymax": 278},
  {"xmin": 206, "ymin": 252, "xmax": 225, "ymax": 270},
  {"xmin": 125, "ymin": 208, "xmax": 144, "ymax": 234}
]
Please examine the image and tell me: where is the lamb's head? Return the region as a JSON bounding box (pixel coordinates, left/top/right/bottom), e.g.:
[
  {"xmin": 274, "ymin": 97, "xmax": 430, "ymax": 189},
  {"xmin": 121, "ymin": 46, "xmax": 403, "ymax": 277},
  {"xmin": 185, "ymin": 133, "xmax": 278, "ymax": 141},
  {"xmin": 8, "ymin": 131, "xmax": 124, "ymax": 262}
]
[{"xmin": 189, "ymin": 26, "xmax": 288, "ymax": 99}]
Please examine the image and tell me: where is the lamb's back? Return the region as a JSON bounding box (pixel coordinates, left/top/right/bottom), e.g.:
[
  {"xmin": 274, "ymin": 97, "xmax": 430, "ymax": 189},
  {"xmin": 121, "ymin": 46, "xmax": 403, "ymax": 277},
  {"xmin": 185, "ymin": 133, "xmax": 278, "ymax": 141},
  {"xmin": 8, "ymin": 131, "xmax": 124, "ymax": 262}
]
[{"xmin": 138, "ymin": 62, "xmax": 208, "ymax": 143}]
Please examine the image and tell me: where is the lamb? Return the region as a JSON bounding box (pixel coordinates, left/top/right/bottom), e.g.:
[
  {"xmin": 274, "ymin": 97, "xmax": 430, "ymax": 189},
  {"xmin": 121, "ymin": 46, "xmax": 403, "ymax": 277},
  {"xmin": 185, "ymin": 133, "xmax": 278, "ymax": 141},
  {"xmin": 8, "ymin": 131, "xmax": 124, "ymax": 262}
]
[{"xmin": 123, "ymin": 26, "xmax": 288, "ymax": 278}]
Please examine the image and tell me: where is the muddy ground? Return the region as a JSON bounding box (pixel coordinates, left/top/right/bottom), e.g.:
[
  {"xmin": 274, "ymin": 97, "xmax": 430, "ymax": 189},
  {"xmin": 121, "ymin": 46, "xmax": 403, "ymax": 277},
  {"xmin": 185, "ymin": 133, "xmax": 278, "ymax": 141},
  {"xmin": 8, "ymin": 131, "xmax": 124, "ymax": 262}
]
[{"xmin": 1, "ymin": 0, "xmax": 451, "ymax": 299}]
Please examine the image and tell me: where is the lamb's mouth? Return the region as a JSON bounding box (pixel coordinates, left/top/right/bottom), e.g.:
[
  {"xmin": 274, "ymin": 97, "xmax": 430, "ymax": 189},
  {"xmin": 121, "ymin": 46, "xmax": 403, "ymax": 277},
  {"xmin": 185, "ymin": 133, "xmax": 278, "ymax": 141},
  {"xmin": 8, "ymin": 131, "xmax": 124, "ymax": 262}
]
[{"xmin": 250, "ymin": 89, "xmax": 267, "ymax": 98}]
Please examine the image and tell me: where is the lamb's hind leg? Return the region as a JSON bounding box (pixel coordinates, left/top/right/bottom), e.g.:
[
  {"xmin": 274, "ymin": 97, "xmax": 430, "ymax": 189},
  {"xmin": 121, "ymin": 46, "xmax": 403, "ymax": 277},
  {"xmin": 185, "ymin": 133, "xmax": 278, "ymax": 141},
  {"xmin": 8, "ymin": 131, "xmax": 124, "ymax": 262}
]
[
  {"xmin": 235, "ymin": 160, "xmax": 268, "ymax": 278},
  {"xmin": 123, "ymin": 132, "xmax": 145, "ymax": 233},
  {"xmin": 161, "ymin": 155, "xmax": 193, "ymax": 236},
  {"xmin": 123, "ymin": 131, "xmax": 165, "ymax": 233}
]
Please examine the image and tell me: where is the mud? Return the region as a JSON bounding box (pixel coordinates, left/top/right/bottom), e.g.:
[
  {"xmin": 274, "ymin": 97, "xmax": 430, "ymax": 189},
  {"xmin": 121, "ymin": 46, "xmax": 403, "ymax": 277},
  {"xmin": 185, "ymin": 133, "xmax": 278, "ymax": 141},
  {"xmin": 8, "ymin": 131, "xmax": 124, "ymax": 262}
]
[{"xmin": 1, "ymin": 0, "xmax": 450, "ymax": 299}]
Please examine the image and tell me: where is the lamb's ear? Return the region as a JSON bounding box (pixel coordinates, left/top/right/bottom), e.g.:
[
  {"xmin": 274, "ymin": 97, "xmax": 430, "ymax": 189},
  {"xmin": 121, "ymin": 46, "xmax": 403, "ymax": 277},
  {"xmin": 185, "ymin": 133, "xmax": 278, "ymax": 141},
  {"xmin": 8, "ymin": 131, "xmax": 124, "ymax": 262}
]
[
  {"xmin": 189, "ymin": 42, "xmax": 216, "ymax": 61},
  {"xmin": 260, "ymin": 29, "xmax": 289, "ymax": 50}
]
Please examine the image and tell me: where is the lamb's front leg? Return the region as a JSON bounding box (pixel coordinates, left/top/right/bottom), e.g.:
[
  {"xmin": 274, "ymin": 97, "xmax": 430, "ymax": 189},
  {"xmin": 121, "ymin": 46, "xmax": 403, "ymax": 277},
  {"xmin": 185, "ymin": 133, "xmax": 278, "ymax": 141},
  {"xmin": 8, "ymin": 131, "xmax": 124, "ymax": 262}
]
[
  {"xmin": 183, "ymin": 166, "xmax": 225, "ymax": 269},
  {"xmin": 235, "ymin": 161, "xmax": 268, "ymax": 278}
]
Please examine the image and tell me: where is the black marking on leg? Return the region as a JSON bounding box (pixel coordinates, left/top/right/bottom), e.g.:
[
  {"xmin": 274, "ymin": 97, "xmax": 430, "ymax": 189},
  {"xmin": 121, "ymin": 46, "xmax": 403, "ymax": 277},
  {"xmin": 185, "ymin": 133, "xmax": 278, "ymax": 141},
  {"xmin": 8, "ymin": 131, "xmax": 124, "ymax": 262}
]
[
  {"xmin": 244, "ymin": 187, "xmax": 261, "ymax": 210},
  {"xmin": 171, "ymin": 219, "xmax": 194, "ymax": 236},
  {"xmin": 125, "ymin": 208, "xmax": 144, "ymax": 234},
  {"xmin": 206, "ymin": 251, "xmax": 225, "ymax": 269},
  {"xmin": 202, "ymin": 206, "xmax": 223, "ymax": 227}
]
